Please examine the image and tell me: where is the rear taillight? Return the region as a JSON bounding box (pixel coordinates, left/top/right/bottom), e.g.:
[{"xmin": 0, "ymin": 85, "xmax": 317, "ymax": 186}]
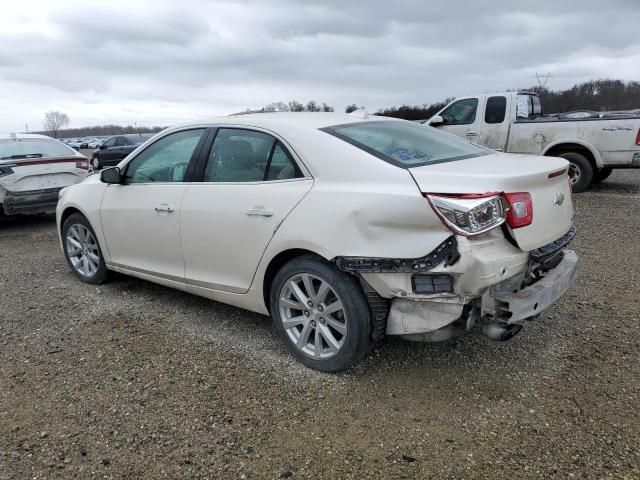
[
  {"xmin": 426, "ymin": 191, "xmax": 534, "ymax": 235},
  {"xmin": 636, "ymin": 128, "xmax": 640, "ymax": 146},
  {"xmin": 426, "ymin": 193, "xmax": 506, "ymax": 236},
  {"xmin": 503, "ymin": 192, "xmax": 533, "ymax": 228},
  {"xmin": 75, "ymin": 159, "xmax": 88, "ymax": 170},
  {"xmin": 0, "ymin": 165, "xmax": 15, "ymax": 177}
]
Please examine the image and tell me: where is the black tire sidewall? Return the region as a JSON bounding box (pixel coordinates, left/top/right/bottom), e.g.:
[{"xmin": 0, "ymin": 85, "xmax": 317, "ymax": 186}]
[
  {"xmin": 559, "ymin": 152, "xmax": 593, "ymax": 193},
  {"xmin": 62, "ymin": 213, "xmax": 108, "ymax": 284},
  {"xmin": 593, "ymin": 167, "xmax": 613, "ymax": 183},
  {"xmin": 270, "ymin": 256, "xmax": 372, "ymax": 372}
]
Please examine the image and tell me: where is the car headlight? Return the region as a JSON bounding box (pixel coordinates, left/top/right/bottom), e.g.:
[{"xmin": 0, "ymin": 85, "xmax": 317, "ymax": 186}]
[{"xmin": 58, "ymin": 187, "xmax": 69, "ymax": 200}]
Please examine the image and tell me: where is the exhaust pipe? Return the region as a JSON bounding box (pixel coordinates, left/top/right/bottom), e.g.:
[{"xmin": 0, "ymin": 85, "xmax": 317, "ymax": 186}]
[{"xmin": 481, "ymin": 323, "xmax": 522, "ymax": 342}]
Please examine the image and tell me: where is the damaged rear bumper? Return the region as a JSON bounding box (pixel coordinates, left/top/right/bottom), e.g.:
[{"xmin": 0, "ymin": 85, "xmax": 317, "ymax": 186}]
[
  {"xmin": 486, "ymin": 249, "xmax": 578, "ymax": 323},
  {"xmin": 1, "ymin": 187, "xmax": 61, "ymax": 215},
  {"xmin": 384, "ymin": 248, "xmax": 578, "ymax": 339}
]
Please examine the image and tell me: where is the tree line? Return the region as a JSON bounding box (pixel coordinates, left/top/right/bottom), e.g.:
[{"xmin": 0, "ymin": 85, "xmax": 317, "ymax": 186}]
[{"xmin": 38, "ymin": 79, "xmax": 640, "ymax": 137}]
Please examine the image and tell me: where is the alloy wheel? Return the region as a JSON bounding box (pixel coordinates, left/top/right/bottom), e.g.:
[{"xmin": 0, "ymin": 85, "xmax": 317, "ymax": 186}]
[
  {"xmin": 66, "ymin": 223, "xmax": 101, "ymax": 277},
  {"xmin": 278, "ymin": 273, "xmax": 348, "ymax": 359},
  {"xmin": 568, "ymin": 162, "xmax": 581, "ymax": 186}
]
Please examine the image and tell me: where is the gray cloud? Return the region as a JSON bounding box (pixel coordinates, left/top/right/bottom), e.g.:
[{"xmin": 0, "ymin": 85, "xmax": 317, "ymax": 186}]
[{"xmin": 0, "ymin": 0, "xmax": 638, "ymax": 132}]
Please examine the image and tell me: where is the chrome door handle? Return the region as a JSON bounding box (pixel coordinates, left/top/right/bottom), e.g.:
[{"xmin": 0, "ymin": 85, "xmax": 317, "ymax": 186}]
[
  {"xmin": 154, "ymin": 205, "xmax": 175, "ymax": 213},
  {"xmin": 245, "ymin": 207, "xmax": 273, "ymax": 217}
]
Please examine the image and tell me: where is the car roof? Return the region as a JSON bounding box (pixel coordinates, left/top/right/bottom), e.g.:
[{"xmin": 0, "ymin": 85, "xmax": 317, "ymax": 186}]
[
  {"xmin": 172, "ymin": 112, "xmax": 399, "ymax": 131},
  {"xmin": 0, "ymin": 133, "xmax": 57, "ymax": 140}
]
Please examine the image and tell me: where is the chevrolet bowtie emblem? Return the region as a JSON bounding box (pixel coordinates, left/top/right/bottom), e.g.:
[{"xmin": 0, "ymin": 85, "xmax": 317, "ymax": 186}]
[{"xmin": 554, "ymin": 193, "xmax": 565, "ymax": 206}]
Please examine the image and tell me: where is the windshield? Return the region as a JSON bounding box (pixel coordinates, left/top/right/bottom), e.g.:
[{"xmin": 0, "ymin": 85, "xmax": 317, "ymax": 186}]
[
  {"xmin": 0, "ymin": 138, "xmax": 78, "ymax": 159},
  {"xmin": 322, "ymin": 120, "xmax": 489, "ymax": 167}
]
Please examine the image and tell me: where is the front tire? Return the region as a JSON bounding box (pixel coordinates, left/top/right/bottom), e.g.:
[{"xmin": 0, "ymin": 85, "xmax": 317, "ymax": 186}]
[
  {"xmin": 62, "ymin": 213, "xmax": 108, "ymax": 284},
  {"xmin": 270, "ymin": 256, "xmax": 373, "ymax": 372},
  {"xmin": 91, "ymin": 157, "xmax": 101, "ymax": 170},
  {"xmin": 558, "ymin": 152, "xmax": 593, "ymax": 193}
]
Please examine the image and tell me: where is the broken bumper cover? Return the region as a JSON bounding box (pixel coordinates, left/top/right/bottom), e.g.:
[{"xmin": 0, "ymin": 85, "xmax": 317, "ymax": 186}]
[
  {"xmin": 2, "ymin": 187, "xmax": 62, "ymax": 215},
  {"xmin": 492, "ymin": 249, "xmax": 578, "ymax": 323}
]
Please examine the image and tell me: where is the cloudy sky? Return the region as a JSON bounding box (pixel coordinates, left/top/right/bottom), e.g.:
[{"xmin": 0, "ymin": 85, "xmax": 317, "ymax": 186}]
[{"xmin": 1, "ymin": 0, "xmax": 639, "ymax": 132}]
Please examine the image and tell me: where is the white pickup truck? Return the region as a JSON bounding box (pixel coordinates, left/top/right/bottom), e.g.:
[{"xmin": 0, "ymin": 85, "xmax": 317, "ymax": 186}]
[{"xmin": 427, "ymin": 92, "xmax": 640, "ymax": 192}]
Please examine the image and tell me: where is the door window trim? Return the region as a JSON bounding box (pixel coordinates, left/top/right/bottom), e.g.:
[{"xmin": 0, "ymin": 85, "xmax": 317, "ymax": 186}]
[
  {"xmin": 191, "ymin": 125, "xmax": 312, "ymax": 183},
  {"xmin": 118, "ymin": 127, "xmax": 211, "ymax": 185}
]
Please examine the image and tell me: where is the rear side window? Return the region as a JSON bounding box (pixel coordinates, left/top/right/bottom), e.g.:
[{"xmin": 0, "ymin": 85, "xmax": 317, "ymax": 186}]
[
  {"xmin": 439, "ymin": 98, "xmax": 478, "ymax": 125},
  {"xmin": 204, "ymin": 128, "xmax": 301, "ymax": 182},
  {"xmin": 322, "ymin": 120, "xmax": 488, "ymax": 167},
  {"xmin": 485, "ymin": 96, "xmax": 506, "ymax": 124}
]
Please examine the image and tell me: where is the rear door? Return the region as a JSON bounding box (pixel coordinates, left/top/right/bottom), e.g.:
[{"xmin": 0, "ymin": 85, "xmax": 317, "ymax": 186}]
[
  {"xmin": 180, "ymin": 127, "xmax": 313, "ymax": 293},
  {"xmin": 435, "ymin": 97, "xmax": 482, "ymax": 143},
  {"xmin": 478, "ymin": 95, "xmax": 511, "ymax": 151},
  {"xmin": 100, "ymin": 128, "xmax": 207, "ymax": 279}
]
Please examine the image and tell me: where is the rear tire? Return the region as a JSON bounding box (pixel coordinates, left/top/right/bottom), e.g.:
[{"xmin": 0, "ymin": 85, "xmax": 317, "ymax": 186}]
[
  {"xmin": 270, "ymin": 256, "xmax": 373, "ymax": 372},
  {"xmin": 558, "ymin": 152, "xmax": 593, "ymax": 193},
  {"xmin": 62, "ymin": 213, "xmax": 108, "ymax": 284},
  {"xmin": 592, "ymin": 167, "xmax": 612, "ymax": 183}
]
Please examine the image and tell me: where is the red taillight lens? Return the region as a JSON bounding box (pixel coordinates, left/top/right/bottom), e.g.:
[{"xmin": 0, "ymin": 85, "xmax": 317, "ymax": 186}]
[
  {"xmin": 503, "ymin": 192, "xmax": 533, "ymax": 228},
  {"xmin": 636, "ymin": 128, "xmax": 640, "ymax": 146},
  {"xmin": 75, "ymin": 159, "xmax": 88, "ymax": 170}
]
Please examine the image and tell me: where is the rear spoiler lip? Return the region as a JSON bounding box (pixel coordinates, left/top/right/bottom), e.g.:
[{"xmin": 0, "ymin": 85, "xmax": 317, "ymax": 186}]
[{"xmin": 0, "ymin": 156, "xmax": 86, "ymax": 167}]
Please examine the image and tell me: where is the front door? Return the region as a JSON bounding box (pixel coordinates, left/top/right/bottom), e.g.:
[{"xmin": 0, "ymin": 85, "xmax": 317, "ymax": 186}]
[
  {"xmin": 180, "ymin": 128, "xmax": 313, "ymax": 293},
  {"xmin": 100, "ymin": 128, "xmax": 206, "ymax": 279},
  {"xmin": 435, "ymin": 97, "xmax": 482, "ymax": 143}
]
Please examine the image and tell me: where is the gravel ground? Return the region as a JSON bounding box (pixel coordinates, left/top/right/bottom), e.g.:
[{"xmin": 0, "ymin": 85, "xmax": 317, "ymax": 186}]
[{"xmin": 1, "ymin": 171, "xmax": 639, "ymax": 479}]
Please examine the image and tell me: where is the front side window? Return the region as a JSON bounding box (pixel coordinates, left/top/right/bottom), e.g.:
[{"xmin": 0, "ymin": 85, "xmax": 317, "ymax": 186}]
[
  {"xmin": 103, "ymin": 137, "xmax": 116, "ymax": 148},
  {"xmin": 322, "ymin": 120, "xmax": 488, "ymax": 167},
  {"xmin": 114, "ymin": 137, "xmax": 126, "ymax": 147},
  {"xmin": 0, "ymin": 138, "xmax": 78, "ymax": 159},
  {"xmin": 124, "ymin": 129, "xmax": 204, "ymax": 183},
  {"xmin": 204, "ymin": 129, "xmax": 300, "ymax": 182},
  {"xmin": 485, "ymin": 96, "xmax": 507, "ymax": 124},
  {"xmin": 440, "ymin": 98, "xmax": 478, "ymax": 125}
]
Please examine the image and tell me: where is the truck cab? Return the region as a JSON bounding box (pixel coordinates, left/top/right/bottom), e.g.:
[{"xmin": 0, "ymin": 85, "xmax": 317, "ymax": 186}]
[{"xmin": 429, "ymin": 92, "xmax": 640, "ymax": 192}]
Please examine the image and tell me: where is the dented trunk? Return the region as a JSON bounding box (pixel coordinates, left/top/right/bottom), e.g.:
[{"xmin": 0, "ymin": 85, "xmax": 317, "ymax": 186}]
[{"xmin": 408, "ymin": 152, "xmax": 574, "ymax": 251}]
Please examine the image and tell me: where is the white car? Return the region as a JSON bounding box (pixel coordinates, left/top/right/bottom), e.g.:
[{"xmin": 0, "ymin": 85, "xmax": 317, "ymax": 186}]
[
  {"xmin": 0, "ymin": 134, "xmax": 89, "ymax": 217},
  {"xmin": 56, "ymin": 112, "xmax": 577, "ymax": 371}
]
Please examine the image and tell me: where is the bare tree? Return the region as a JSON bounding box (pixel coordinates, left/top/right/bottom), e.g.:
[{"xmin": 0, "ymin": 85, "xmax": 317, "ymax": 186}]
[
  {"xmin": 345, "ymin": 104, "xmax": 360, "ymax": 113},
  {"xmin": 288, "ymin": 100, "xmax": 305, "ymax": 112},
  {"xmin": 43, "ymin": 111, "xmax": 70, "ymax": 138},
  {"xmin": 264, "ymin": 101, "xmax": 290, "ymax": 112}
]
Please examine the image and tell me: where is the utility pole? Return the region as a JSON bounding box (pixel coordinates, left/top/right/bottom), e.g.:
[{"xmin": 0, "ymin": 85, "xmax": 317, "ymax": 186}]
[{"xmin": 25, "ymin": 123, "xmax": 29, "ymax": 133}]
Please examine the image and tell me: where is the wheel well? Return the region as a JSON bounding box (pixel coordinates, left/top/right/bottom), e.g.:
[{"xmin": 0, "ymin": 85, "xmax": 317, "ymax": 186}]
[
  {"xmin": 59, "ymin": 207, "xmax": 83, "ymax": 234},
  {"xmin": 262, "ymin": 248, "xmax": 324, "ymax": 314},
  {"xmin": 544, "ymin": 143, "xmax": 597, "ymax": 170}
]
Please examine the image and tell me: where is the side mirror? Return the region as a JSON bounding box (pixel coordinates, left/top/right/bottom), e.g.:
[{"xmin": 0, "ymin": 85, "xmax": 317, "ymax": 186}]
[
  {"xmin": 429, "ymin": 115, "xmax": 445, "ymax": 126},
  {"xmin": 100, "ymin": 167, "xmax": 122, "ymax": 184},
  {"xmin": 99, "ymin": 144, "xmax": 107, "ymax": 150}
]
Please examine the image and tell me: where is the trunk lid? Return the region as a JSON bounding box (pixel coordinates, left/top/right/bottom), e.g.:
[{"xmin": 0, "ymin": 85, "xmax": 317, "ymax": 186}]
[
  {"xmin": 409, "ymin": 152, "xmax": 574, "ymax": 251},
  {"xmin": 0, "ymin": 156, "xmax": 88, "ymax": 192}
]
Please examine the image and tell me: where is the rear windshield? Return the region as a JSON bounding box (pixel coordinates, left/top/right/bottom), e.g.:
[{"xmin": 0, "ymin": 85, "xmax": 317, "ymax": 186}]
[
  {"xmin": 0, "ymin": 138, "xmax": 78, "ymax": 159},
  {"xmin": 321, "ymin": 120, "xmax": 488, "ymax": 167}
]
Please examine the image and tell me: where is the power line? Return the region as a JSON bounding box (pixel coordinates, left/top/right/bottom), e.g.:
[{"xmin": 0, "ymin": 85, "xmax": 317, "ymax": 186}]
[{"xmin": 535, "ymin": 72, "xmax": 552, "ymax": 88}]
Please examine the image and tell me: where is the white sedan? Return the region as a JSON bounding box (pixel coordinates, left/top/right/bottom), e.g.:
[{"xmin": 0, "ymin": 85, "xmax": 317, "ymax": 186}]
[{"xmin": 56, "ymin": 112, "xmax": 577, "ymax": 371}]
